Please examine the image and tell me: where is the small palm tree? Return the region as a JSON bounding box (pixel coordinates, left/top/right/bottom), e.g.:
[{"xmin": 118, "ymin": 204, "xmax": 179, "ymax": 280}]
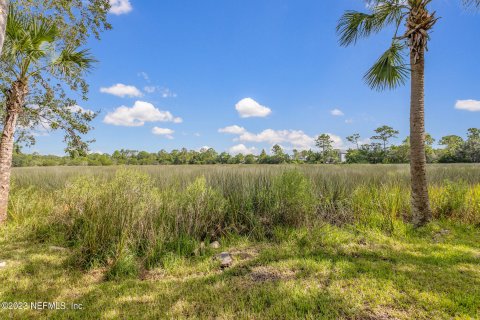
[
  {"xmin": 0, "ymin": 7, "xmax": 95, "ymax": 223},
  {"xmin": 337, "ymin": 0, "xmax": 479, "ymax": 227}
]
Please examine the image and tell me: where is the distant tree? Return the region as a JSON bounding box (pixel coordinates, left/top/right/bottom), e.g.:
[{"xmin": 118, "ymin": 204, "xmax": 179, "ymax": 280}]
[
  {"xmin": 439, "ymin": 135, "xmax": 464, "ymax": 163},
  {"xmin": 346, "ymin": 133, "xmax": 361, "ymax": 149},
  {"xmin": 217, "ymin": 152, "xmax": 231, "ymax": 164},
  {"xmin": 258, "ymin": 149, "xmax": 269, "ymax": 164},
  {"xmin": 244, "ymin": 154, "xmax": 256, "ymax": 164},
  {"xmin": 271, "ymin": 144, "xmax": 288, "ymax": 164},
  {"xmin": 463, "ymin": 128, "xmax": 480, "ymax": 163},
  {"xmin": 371, "ymin": 126, "xmax": 399, "ymax": 153},
  {"xmin": 315, "ymin": 134, "xmax": 335, "ymax": 163}
]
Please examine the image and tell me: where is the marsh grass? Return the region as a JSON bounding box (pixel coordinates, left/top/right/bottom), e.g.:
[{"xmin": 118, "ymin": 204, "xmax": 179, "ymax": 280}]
[{"xmin": 5, "ymin": 164, "xmax": 480, "ymax": 276}]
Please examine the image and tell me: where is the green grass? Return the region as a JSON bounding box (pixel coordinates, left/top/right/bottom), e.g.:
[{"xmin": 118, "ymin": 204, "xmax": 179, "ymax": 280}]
[
  {"xmin": 0, "ymin": 222, "xmax": 479, "ymax": 319},
  {"xmin": 1, "ymin": 164, "xmax": 480, "ymax": 319}
]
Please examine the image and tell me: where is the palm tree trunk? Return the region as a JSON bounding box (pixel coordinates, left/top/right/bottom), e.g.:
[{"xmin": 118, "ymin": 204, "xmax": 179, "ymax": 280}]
[
  {"xmin": 410, "ymin": 49, "xmax": 432, "ymax": 227},
  {"xmin": 0, "ymin": 80, "xmax": 27, "ymax": 224},
  {"xmin": 0, "ymin": 0, "xmax": 8, "ymax": 56}
]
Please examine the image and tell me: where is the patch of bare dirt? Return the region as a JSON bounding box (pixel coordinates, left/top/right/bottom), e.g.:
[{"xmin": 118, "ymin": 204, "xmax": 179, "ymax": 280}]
[{"xmin": 249, "ymin": 266, "xmax": 296, "ymax": 283}]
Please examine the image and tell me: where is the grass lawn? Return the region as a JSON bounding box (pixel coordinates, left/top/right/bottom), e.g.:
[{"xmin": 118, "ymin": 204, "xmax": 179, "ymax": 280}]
[{"xmin": 1, "ymin": 222, "xmax": 479, "ymax": 319}]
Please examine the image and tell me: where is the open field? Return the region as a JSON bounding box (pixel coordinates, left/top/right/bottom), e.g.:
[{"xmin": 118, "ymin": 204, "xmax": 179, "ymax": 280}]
[{"xmin": 1, "ymin": 164, "xmax": 480, "ymax": 319}]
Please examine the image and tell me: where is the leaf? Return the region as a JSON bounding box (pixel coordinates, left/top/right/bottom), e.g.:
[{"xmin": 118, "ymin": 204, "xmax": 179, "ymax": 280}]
[{"xmin": 364, "ymin": 42, "xmax": 409, "ymax": 91}]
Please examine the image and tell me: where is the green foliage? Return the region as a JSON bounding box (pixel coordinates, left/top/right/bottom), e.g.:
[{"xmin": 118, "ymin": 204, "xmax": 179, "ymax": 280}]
[
  {"xmin": 364, "ymin": 42, "xmax": 409, "ymax": 91},
  {"xmin": 1, "ymin": 5, "xmax": 99, "ymax": 155}
]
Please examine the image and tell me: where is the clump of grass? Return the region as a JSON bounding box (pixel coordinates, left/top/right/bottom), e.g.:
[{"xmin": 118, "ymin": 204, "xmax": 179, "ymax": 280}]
[
  {"xmin": 58, "ymin": 169, "xmax": 160, "ymax": 270},
  {"xmin": 430, "ymin": 180, "xmax": 468, "ymax": 219}
]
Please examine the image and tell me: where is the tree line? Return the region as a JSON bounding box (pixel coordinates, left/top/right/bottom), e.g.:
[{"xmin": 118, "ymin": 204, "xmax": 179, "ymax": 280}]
[{"xmin": 12, "ymin": 126, "xmax": 480, "ymax": 166}]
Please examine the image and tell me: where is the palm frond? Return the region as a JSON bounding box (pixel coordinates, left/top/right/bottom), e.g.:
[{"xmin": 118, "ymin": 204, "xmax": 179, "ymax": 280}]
[
  {"xmin": 337, "ymin": 1, "xmax": 407, "ymax": 46},
  {"xmin": 53, "ymin": 47, "xmax": 96, "ymax": 76},
  {"xmin": 364, "ymin": 42, "xmax": 409, "ymax": 90}
]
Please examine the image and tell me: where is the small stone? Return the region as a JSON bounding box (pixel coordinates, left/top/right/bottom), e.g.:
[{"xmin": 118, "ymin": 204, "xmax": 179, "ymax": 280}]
[
  {"xmin": 216, "ymin": 252, "xmax": 233, "ymax": 269},
  {"xmin": 49, "ymin": 246, "xmax": 67, "ymax": 252},
  {"xmin": 0, "ymin": 261, "xmax": 6, "ymax": 268},
  {"xmin": 210, "ymin": 241, "xmax": 221, "ymax": 249}
]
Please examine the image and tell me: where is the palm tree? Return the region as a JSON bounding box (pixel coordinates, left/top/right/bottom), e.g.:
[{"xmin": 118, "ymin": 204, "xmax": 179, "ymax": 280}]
[
  {"xmin": 0, "ymin": 7, "xmax": 94, "ymax": 223},
  {"xmin": 337, "ymin": 0, "xmax": 479, "ymax": 227}
]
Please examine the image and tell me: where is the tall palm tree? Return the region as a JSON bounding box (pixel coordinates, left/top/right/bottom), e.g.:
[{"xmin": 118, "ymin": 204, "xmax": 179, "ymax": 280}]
[
  {"xmin": 337, "ymin": 0, "xmax": 479, "ymax": 227},
  {"xmin": 0, "ymin": 7, "xmax": 94, "ymax": 223}
]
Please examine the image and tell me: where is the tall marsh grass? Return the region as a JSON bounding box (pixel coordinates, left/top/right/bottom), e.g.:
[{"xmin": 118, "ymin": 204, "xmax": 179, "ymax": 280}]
[{"xmin": 6, "ymin": 164, "xmax": 480, "ymax": 275}]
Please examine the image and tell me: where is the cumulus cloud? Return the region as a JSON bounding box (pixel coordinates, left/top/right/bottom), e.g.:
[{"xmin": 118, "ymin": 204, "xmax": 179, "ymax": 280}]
[
  {"xmin": 237, "ymin": 129, "xmax": 316, "ymax": 150},
  {"xmin": 235, "ymin": 98, "xmax": 271, "ymax": 118},
  {"xmin": 331, "ymin": 108, "xmax": 344, "ymax": 116},
  {"xmin": 152, "ymin": 127, "xmax": 174, "ymax": 139},
  {"xmin": 109, "ymin": 0, "xmax": 132, "ymax": 15},
  {"xmin": 229, "ymin": 144, "xmax": 257, "ymax": 155},
  {"xmin": 326, "ymin": 133, "xmax": 344, "ymax": 149},
  {"xmin": 455, "ymin": 100, "xmax": 480, "ymax": 112},
  {"xmin": 218, "ymin": 125, "xmax": 247, "ymax": 135},
  {"xmin": 100, "ymin": 83, "xmax": 142, "ymax": 98},
  {"xmin": 103, "ymin": 101, "xmax": 182, "ymax": 127},
  {"xmin": 220, "ymin": 126, "xmax": 344, "ymax": 151}
]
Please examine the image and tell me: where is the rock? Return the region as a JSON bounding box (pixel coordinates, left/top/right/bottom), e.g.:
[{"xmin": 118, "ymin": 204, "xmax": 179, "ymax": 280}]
[
  {"xmin": 210, "ymin": 241, "xmax": 221, "ymax": 249},
  {"xmin": 0, "ymin": 261, "xmax": 6, "ymax": 268},
  {"xmin": 216, "ymin": 252, "xmax": 233, "ymax": 269},
  {"xmin": 49, "ymin": 246, "xmax": 67, "ymax": 252}
]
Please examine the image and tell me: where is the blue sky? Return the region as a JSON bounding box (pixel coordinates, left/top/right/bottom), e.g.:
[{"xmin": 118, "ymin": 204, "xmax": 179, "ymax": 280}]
[{"xmin": 30, "ymin": 0, "xmax": 480, "ymax": 155}]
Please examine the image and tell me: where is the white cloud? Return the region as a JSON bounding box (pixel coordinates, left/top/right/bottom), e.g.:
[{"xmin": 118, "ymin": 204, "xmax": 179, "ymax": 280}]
[
  {"xmin": 160, "ymin": 87, "xmax": 177, "ymax": 98},
  {"xmin": 144, "ymin": 86, "xmax": 156, "ymax": 93},
  {"xmin": 455, "ymin": 100, "xmax": 480, "ymax": 112},
  {"xmin": 326, "ymin": 133, "xmax": 344, "ymax": 149},
  {"xmin": 237, "ymin": 129, "xmax": 315, "ymax": 150},
  {"xmin": 220, "ymin": 126, "xmax": 344, "ymax": 151},
  {"xmin": 229, "ymin": 144, "xmax": 257, "ymax": 155},
  {"xmin": 100, "ymin": 83, "xmax": 142, "ymax": 98},
  {"xmin": 218, "ymin": 125, "xmax": 247, "ymax": 135},
  {"xmin": 345, "ymin": 119, "xmax": 353, "ymax": 124},
  {"xmin": 143, "ymin": 86, "xmax": 177, "ymax": 98},
  {"xmin": 109, "ymin": 0, "xmax": 132, "ymax": 15},
  {"xmin": 331, "ymin": 108, "xmax": 344, "ymax": 116},
  {"xmin": 235, "ymin": 98, "xmax": 271, "ymax": 118},
  {"xmin": 152, "ymin": 127, "xmax": 174, "ymax": 139},
  {"xmin": 103, "ymin": 101, "xmax": 183, "ymax": 127}
]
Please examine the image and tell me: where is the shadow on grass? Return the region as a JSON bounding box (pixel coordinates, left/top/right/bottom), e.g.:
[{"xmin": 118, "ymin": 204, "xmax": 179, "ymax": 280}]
[{"xmin": 0, "ymin": 223, "xmax": 479, "ymax": 319}]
